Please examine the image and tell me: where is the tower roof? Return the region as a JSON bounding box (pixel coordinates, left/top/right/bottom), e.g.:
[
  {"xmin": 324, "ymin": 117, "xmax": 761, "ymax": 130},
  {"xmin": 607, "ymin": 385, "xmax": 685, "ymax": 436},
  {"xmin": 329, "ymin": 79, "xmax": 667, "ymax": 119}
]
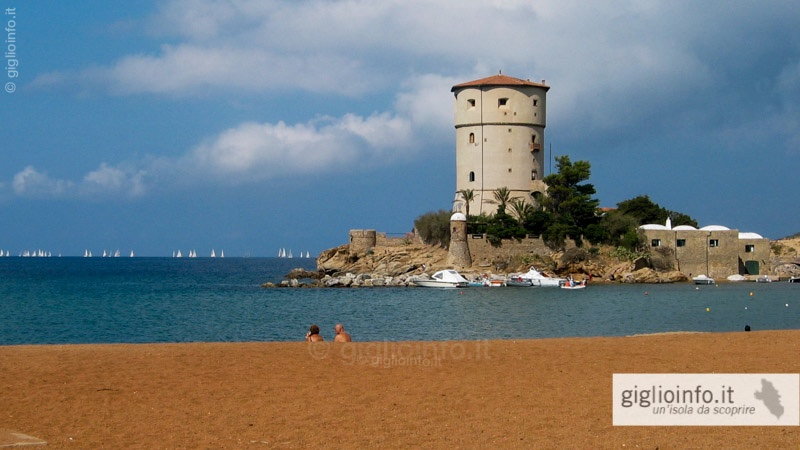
[{"xmin": 451, "ymin": 73, "xmax": 550, "ymax": 92}]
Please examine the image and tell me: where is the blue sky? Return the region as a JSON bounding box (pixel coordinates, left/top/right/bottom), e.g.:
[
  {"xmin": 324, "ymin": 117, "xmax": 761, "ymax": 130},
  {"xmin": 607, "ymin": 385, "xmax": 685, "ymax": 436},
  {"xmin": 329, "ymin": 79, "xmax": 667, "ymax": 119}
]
[{"xmin": 1, "ymin": 1, "xmax": 799, "ymax": 257}]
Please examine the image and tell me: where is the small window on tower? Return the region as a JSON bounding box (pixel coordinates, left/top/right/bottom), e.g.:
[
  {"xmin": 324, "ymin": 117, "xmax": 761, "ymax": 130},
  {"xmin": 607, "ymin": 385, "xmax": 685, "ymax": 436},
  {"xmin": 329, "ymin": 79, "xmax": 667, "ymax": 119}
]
[
  {"xmin": 498, "ymin": 98, "xmax": 509, "ymax": 108},
  {"xmin": 469, "ymin": 171, "xmax": 475, "ymax": 182},
  {"xmin": 533, "ymin": 99, "xmax": 538, "ymax": 107},
  {"xmin": 467, "ymin": 99, "xmax": 476, "ymax": 108},
  {"xmin": 469, "ymin": 133, "xmax": 475, "ymax": 144}
]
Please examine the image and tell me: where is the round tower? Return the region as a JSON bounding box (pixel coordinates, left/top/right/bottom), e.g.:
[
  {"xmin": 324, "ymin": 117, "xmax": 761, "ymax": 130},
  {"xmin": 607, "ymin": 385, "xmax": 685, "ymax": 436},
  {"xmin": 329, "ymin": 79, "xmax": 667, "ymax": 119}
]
[
  {"xmin": 446, "ymin": 212, "xmax": 471, "ymax": 268},
  {"xmin": 451, "ymin": 73, "xmax": 550, "ymax": 216},
  {"xmin": 349, "ymin": 229, "xmax": 377, "ymax": 253}
]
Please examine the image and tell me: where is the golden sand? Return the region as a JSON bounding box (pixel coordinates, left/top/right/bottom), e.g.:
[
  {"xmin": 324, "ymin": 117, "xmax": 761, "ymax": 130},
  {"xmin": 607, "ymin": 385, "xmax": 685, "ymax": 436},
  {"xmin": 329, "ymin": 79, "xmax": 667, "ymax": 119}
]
[{"xmin": 2, "ymin": 330, "xmax": 799, "ymax": 448}]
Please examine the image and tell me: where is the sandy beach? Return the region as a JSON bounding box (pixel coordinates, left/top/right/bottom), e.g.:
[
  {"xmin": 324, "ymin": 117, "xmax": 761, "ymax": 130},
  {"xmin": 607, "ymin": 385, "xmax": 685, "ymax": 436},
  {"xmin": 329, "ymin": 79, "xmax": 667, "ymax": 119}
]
[{"xmin": 2, "ymin": 330, "xmax": 799, "ymax": 448}]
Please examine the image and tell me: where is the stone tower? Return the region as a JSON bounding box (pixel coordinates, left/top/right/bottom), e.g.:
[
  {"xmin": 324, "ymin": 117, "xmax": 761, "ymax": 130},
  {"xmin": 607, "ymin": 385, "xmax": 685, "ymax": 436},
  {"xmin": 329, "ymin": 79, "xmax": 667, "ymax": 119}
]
[
  {"xmin": 349, "ymin": 229, "xmax": 377, "ymax": 253},
  {"xmin": 451, "ymin": 73, "xmax": 550, "ymax": 216},
  {"xmin": 446, "ymin": 212, "xmax": 471, "ymax": 268}
]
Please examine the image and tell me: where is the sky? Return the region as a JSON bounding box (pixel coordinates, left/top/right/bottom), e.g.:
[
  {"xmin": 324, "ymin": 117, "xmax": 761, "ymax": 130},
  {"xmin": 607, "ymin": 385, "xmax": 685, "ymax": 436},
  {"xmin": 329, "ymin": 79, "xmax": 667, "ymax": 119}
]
[{"xmin": 1, "ymin": 0, "xmax": 799, "ymax": 257}]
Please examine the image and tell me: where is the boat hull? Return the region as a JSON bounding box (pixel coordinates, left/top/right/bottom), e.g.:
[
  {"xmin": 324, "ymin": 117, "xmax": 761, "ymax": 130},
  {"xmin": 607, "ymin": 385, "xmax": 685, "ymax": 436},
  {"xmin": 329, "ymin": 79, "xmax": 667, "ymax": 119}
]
[{"xmin": 413, "ymin": 280, "xmax": 468, "ymax": 288}]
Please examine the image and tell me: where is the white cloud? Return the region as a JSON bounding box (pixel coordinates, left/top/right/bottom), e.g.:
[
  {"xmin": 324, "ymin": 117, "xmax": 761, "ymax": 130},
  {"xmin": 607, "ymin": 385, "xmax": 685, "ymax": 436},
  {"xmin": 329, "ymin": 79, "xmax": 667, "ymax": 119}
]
[
  {"xmin": 81, "ymin": 163, "xmax": 147, "ymax": 197},
  {"xmin": 182, "ymin": 111, "xmax": 415, "ymax": 183},
  {"xmin": 12, "ymin": 166, "xmax": 73, "ymax": 198}
]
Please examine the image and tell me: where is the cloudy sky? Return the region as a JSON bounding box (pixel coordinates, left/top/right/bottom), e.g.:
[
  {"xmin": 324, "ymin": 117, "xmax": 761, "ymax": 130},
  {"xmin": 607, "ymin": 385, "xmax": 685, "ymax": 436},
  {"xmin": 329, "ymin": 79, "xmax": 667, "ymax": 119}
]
[{"xmin": 2, "ymin": 0, "xmax": 798, "ymax": 257}]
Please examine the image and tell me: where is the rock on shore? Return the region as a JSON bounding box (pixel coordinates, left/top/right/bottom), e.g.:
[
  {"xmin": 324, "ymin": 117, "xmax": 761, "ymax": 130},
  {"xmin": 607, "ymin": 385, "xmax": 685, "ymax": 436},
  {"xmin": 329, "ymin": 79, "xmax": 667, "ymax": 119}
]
[{"xmin": 271, "ymin": 240, "xmax": 691, "ymax": 287}]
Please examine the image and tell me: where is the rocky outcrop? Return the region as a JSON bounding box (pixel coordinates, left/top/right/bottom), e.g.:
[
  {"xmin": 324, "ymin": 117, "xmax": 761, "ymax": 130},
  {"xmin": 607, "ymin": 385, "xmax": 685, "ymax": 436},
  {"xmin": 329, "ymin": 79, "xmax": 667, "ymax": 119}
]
[{"xmin": 267, "ymin": 238, "xmax": 695, "ymax": 287}]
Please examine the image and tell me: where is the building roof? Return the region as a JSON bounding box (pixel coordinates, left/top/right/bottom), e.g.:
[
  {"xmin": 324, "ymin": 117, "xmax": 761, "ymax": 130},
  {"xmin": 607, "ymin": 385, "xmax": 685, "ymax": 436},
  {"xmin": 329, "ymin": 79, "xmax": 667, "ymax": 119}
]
[{"xmin": 451, "ymin": 73, "xmax": 550, "ymax": 92}]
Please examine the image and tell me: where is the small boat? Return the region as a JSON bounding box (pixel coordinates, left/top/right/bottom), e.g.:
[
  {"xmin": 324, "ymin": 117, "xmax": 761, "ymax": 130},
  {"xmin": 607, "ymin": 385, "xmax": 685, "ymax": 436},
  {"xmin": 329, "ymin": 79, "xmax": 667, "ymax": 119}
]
[
  {"xmin": 506, "ymin": 276, "xmax": 533, "ymax": 287},
  {"xmin": 692, "ymin": 274, "xmax": 715, "ymax": 285},
  {"xmin": 726, "ymin": 274, "xmax": 747, "ymax": 282},
  {"xmin": 756, "ymin": 276, "xmax": 772, "ymax": 283},
  {"xmin": 789, "ymin": 276, "xmax": 799, "ymax": 284},
  {"xmin": 413, "ymin": 270, "xmax": 470, "ymax": 288},
  {"xmin": 561, "ymin": 277, "xmax": 587, "ymax": 290},
  {"xmin": 508, "ymin": 266, "xmax": 566, "ymax": 287}
]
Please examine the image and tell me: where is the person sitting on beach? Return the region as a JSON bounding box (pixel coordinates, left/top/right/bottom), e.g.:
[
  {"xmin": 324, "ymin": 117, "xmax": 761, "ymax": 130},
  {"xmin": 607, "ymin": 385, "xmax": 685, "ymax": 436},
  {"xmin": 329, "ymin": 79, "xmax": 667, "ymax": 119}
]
[
  {"xmin": 333, "ymin": 323, "xmax": 352, "ymax": 343},
  {"xmin": 305, "ymin": 324, "xmax": 323, "ymax": 342}
]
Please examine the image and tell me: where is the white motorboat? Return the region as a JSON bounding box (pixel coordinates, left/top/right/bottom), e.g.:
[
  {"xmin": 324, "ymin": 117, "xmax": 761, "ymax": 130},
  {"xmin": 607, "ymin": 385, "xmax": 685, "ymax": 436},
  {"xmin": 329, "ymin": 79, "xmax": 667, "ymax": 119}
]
[
  {"xmin": 413, "ymin": 270, "xmax": 470, "ymax": 288},
  {"xmin": 692, "ymin": 274, "xmax": 715, "ymax": 285},
  {"xmin": 508, "ymin": 267, "xmax": 566, "ymax": 287},
  {"xmin": 561, "ymin": 277, "xmax": 587, "ymax": 290}
]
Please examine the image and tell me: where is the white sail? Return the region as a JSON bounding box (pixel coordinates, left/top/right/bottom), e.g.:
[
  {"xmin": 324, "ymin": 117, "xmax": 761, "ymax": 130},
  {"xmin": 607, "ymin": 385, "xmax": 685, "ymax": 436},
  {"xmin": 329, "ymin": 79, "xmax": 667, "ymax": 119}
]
[
  {"xmin": 130, "ymin": 250, "xmax": 135, "ymax": 257},
  {"xmin": 176, "ymin": 250, "xmax": 183, "ymax": 258},
  {"xmin": 220, "ymin": 250, "xmax": 224, "ymax": 258}
]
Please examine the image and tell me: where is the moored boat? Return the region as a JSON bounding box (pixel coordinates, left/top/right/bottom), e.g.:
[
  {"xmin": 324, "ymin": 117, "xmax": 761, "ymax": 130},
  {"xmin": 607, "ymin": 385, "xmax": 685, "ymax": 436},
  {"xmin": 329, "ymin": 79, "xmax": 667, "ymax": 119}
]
[
  {"xmin": 413, "ymin": 270, "xmax": 470, "ymax": 288},
  {"xmin": 508, "ymin": 266, "xmax": 566, "ymax": 287},
  {"xmin": 561, "ymin": 277, "xmax": 587, "ymax": 290},
  {"xmin": 692, "ymin": 274, "xmax": 715, "ymax": 285}
]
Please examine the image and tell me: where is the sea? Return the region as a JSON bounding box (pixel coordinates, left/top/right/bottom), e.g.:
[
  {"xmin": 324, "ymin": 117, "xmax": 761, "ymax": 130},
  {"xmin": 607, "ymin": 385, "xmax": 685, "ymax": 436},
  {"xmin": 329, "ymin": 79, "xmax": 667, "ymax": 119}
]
[{"xmin": 1, "ymin": 257, "xmax": 798, "ymax": 345}]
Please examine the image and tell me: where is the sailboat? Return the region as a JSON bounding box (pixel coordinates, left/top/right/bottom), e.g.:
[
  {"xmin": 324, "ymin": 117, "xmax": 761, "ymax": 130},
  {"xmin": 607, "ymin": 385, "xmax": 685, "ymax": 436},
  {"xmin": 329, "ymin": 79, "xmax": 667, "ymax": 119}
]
[
  {"xmin": 130, "ymin": 250, "xmax": 135, "ymax": 257},
  {"xmin": 220, "ymin": 250, "xmax": 224, "ymax": 258},
  {"xmin": 176, "ymin": 250, "xmax": 183, "ymax": 258},
  {"xmin": 114, "ymin": 249, "xmax": 121, "ymax": 257},
  {"xmin": 210, "ymin": 249, "xmax": 216, "ymax": 258}
]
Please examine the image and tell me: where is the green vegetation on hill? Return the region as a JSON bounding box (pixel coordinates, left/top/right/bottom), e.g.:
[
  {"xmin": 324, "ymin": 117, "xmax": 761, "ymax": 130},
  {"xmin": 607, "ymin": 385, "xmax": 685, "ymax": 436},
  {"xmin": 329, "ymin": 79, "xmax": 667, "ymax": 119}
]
[{"xmin": 414, "ymin": 155, "xmax": 698, "ymax": 251}]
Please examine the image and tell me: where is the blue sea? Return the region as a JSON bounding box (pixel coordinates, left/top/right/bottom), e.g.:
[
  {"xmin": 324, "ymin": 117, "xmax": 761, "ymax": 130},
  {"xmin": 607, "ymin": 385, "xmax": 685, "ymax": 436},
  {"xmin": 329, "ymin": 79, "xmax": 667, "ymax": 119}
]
[{"xmin": 1, "ymin": 257, "xmax": 798, "ymax": 345}]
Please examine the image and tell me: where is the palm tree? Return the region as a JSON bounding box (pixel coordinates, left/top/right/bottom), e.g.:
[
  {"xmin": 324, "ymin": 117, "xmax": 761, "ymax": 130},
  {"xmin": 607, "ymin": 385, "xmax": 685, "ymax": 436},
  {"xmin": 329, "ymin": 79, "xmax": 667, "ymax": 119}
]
[
  {"xmin": 509, "ymin": 198, "xmax": 533, "ymax": 225},
  {"xmin": 492, "ymin": 187, "xmax": 512, "ymax": 214},
  {"xmin": 457, "ymin": 189, "xmax": 476, "ymax": 219}
]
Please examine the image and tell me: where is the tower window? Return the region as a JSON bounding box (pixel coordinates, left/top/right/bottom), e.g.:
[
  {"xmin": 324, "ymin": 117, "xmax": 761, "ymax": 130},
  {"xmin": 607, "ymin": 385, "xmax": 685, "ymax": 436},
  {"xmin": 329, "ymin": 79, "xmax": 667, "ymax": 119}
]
[
  {"xmin": 745, "ymin": 244, "xmax": 755, "ymax": 253},
  {"xmin": 469, "ymin": 132, "xmax": 475, "ymax": 144},
  {"xmin": 469, "ymin": 171, "xmax": 475, "ymax": 182},
  {"xmin": 467, "ymin": 99, "xmax": 476, "ymax": 108},
  {"xmin": 498, "ymin": 98, "xmax": 508, "ymax": 108},
  {"xmin": 533, "ymin": 99, "xmax": 538, "ymax": 107}
]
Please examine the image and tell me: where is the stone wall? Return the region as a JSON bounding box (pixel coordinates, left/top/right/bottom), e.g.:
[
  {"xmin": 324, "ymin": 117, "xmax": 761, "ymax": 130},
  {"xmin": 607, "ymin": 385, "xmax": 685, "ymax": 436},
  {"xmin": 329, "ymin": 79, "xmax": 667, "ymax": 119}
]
[{"xmin": 466, "ymin": 234, "xmax": 551, "ymax": 268}]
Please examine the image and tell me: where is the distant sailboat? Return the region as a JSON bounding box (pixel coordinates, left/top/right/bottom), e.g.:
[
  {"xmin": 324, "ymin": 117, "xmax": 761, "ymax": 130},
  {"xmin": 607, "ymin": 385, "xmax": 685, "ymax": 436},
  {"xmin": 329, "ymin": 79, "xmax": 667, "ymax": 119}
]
[
  {"xmin": 220, "ymin": 250, "xmax": 224, "ymax": 258},
  {"xmin": 210, "ymin": 249, "xmax": 216, "ymax": 258},
  {"xmin": 130, "ymin": 250, "xmax": 135, "ymax": 257},
  {"xmin": 288, "ymin": 250, "xmax": 293, "ymax": 258},
  {"xmin": 176, "ymin": 250, "xmax": 183, "ymax": 258},
  {"xmin": 114, "ymin": 249, "xmax": 121, "ymax": 257}
]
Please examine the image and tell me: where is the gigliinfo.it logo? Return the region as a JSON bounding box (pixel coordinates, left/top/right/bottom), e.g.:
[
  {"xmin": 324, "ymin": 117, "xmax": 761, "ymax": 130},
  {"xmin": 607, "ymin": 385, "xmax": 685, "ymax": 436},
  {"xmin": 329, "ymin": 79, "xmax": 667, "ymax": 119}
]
[{"xmin": 613, "ymin": 374, "xmax": 799, "ymax": 426}]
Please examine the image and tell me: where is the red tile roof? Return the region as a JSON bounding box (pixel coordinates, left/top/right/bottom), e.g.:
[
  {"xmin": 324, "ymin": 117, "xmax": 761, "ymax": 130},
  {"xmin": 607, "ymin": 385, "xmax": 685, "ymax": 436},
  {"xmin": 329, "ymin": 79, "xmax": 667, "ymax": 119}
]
[{"xmin": 451, "ymin": 73, "xmax": 550, "ymax": 92}]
